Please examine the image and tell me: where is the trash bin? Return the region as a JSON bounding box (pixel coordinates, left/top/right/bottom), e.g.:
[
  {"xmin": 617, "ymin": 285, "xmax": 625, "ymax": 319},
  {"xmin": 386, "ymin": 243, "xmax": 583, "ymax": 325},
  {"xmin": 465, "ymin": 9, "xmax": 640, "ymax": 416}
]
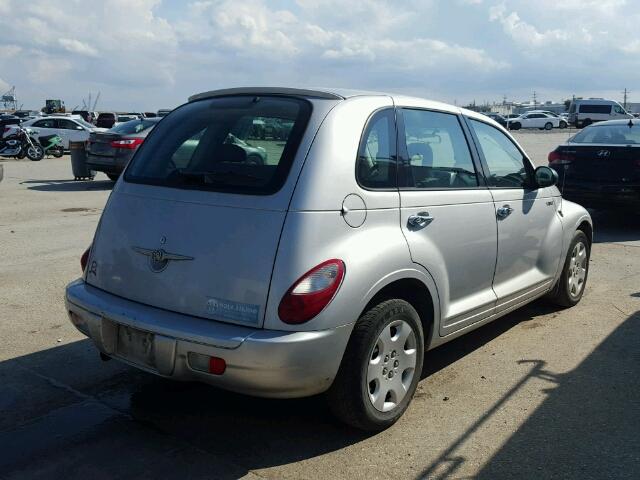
[{"xmin": 69, "ymin": 141, "xmax": 94, "ymax": 180}]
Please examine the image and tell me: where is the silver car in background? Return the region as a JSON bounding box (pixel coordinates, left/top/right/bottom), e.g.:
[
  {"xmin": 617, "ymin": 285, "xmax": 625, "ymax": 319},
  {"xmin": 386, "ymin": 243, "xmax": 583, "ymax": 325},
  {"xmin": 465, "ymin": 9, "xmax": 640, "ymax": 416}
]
[{"xmin": 65, "ymin": 87, "xmax": 592, "ymax": 431}]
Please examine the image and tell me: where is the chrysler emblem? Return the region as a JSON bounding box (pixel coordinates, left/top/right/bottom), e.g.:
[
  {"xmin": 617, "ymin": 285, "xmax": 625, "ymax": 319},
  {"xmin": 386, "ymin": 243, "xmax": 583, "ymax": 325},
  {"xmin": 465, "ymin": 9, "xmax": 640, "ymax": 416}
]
[
  {"xmin": 132, "ymin": 246, "xmax": 193, "ymax": 272},
  {"xmin": 597, "ymin": 150, "xmax": 610, "ymax": 158}
]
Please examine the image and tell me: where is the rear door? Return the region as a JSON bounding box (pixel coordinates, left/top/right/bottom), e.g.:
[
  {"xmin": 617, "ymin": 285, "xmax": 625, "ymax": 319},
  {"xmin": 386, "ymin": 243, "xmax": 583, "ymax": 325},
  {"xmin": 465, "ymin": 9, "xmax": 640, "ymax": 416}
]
[
  {"xmin": 398, "ymin": 108, "xmax": 498, "ymax": 335},
  {"xmin": 87, "ymin": 95, "xmax": 324, "ymax": 328},
  {"xmin": 467, "ymin": 118, "xmax": 563, "ymax": 312}
]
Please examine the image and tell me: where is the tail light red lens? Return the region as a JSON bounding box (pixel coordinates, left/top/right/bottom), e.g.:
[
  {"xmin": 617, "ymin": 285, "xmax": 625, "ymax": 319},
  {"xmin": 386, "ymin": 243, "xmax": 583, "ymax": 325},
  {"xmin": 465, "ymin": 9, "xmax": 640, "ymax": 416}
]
[
  {"xmin": 278, "ymin": 259, "xmax": 345, "ymax": 324},
  {"xmin": 110, "ymin": 138, "xmax": 143, "ymax": 149},
  {"xmin": 548, "ymin": 149, "xmax": 574, "ymax": 165},
  {"xmin": 80, "ymin": 246, "xmax": 91, "ymax": 272}
]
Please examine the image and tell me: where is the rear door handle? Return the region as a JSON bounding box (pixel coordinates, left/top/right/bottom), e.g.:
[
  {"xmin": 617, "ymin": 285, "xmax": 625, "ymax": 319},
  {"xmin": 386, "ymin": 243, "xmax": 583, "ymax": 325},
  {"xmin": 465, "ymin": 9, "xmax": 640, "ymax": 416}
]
[
  {"xmin": 496, "ymin": 204, "xmax": 514, "ymax": 219},
  {"xmin": 408, "ymin": 212, "xmax": 434, "ymax": 229}
]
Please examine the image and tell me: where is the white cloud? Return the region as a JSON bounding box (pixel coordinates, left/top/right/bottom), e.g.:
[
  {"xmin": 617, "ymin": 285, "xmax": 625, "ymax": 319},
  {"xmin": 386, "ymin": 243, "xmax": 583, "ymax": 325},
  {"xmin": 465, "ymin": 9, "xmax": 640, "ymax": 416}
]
[{"xmin": 58, "ymin": 38, "xmax": 98, "ymax": 57}]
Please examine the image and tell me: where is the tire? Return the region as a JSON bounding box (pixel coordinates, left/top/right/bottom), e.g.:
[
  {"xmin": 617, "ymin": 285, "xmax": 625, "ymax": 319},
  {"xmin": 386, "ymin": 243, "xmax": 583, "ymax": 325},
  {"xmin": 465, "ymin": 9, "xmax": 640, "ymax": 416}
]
[
  {"xmin": 107, "ymin": 173, "xmax": 119, "ymax": 182},
  {"xmin": 582, "ymin": 119, "xmax": 592, "ymax": 128},
  {"xmin": 559, "ymin": 121, "xmax": 567, "ymax": 129},
  {"xmin": 27, "ymin": 145, "xmax": 44, "ymax": 161},
  {"xmin": 246, "ymin": 154, "xmax": 264, "ymax": 166},
  {"xmin": 548, "ymin": 230, "xmax": 590, "ymax": 307},
  {"xmin": 52, "ymin": 147, "xmax": 64, "ymax": 158},
  {"xmin": 511, "ymin": 122, "xmax": 521, "ymax": 130},
  {"xmin": 544, "ymin": 122, "xmax": 553, "ymax": 130},
  {"xmin": 326, "ymin": 299, "xmax": 424, "ymax": 431}
]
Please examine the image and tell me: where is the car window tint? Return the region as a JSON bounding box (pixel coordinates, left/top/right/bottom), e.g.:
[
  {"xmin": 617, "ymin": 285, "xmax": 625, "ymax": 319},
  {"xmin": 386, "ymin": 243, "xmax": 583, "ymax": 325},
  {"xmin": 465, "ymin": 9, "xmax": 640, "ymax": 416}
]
[
  {"xmin": 125, "ymin": 96, "xmax": 311, "ymax": 195},
  {"xmin": 356, "ymin": 108, "xmax": 397, "ymax": 189},
  {"xmin": 58, "ymin": 119, "xmax": 80, "ymax": 130},
  {"xmin": 402, "ymin": 109, "xmax": 478, "ymax": 189},
  {"xmin": 33, "ymin": 119, "xmax": 56, "ymax": 128},
  {"xmin": 570, "ymin": 125, "xmax": 640, "ymax": 144},
  {"xmin": 469, "ymin": 119, "xmax": 532, "ymax": 188}
]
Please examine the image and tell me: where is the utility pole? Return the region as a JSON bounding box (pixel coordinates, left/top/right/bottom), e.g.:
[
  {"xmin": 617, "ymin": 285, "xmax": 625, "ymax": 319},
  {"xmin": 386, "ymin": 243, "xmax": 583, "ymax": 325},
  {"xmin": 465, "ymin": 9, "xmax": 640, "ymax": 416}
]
[
  {"xmin": 532, "ymin": 91, "xmax": 538, "ymax": 108},
  {"xmin": 622, "ymin": 88, "xmax": 629, "ymax": 109}
]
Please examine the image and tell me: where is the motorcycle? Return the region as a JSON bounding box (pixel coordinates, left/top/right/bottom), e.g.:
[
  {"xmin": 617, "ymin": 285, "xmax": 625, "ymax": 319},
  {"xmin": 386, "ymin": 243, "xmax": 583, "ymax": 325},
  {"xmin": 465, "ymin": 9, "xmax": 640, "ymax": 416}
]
[
  {"xmin": 0, "ymin": 125, "xmax": 45, "ymax": 160},
  {"xmin": 38, "ymin": 134, "xmax": 64, "ymax": 158}
]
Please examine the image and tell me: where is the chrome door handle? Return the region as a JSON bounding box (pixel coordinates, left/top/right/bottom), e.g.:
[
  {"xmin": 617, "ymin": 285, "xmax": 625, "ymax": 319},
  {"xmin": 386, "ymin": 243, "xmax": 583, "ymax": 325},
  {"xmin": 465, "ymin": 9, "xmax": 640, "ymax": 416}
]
[
  {"xmin": 408, "ymin": 212, "xmax": 434, "ymax": 228},
  {"xmin": 496, "ymin": 204, "xmax": 514, "ymax": 219}
]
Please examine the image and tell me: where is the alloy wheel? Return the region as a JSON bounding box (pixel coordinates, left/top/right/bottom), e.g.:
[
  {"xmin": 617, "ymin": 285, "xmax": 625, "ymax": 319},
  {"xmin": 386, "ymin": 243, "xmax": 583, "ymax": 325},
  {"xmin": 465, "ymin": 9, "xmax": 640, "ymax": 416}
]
[
  {"xmin": 567, "ymin": 241, "xmax": 587, "ymax": 298},
  {"xmin": 367, "ymin": 319, "xmax": 417, "ymax": 412}
]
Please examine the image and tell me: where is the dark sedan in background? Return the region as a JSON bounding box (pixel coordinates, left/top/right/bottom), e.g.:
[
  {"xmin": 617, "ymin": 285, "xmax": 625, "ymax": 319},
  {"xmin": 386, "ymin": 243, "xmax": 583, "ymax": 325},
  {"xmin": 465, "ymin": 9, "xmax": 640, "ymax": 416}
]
[
  {"xmin": 86, "ymin": 118, "xmax": 161, "ymax": 180},
  {"xmin": 549, "ymin": 119, "xmax": 640, "ymax": 209}
]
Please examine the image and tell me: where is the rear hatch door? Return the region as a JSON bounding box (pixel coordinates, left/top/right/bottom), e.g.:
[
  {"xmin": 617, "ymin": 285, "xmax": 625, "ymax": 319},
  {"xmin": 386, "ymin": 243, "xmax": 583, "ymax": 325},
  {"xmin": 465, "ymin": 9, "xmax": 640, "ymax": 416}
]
[
  {"xmin": 563, "ymin": 144, "xmax": 640, "ymax": 183},
  {"xmin": 86, "ymin": 94, "xmax": 330, "ymax": 328}
]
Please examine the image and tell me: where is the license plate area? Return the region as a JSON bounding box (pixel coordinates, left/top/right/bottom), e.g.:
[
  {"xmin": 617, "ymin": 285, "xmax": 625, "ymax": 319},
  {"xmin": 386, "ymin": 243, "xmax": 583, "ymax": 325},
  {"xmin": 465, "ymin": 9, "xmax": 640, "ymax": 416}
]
[{"xmin": 117, "ymin": 324, "xmax": 156, "ymax": 369}]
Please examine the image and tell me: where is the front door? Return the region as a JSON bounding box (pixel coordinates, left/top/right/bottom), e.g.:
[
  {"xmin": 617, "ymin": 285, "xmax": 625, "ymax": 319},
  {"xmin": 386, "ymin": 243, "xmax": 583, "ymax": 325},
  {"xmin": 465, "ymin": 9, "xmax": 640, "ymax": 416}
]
[
  {"xmin": 398, "ymin": 108, "xmax": 498, "ymax": 335},
  {"xmin": 467, "ymin": 118, "xmax": 563, "ymax": 312}
]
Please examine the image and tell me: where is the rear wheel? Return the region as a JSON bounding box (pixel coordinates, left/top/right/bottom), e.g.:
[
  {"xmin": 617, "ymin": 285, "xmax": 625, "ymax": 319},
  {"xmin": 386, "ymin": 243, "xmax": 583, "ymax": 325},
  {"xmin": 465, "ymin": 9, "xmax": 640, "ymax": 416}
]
[
  {"xmin": 52, "ymin": 146, "xmax": 64, "ymax": 158},
  {"xmin": 327, "ymin": 299, "xmax": 424, "ymax": 431},
  {"xmin": 107, "ymin": 173, "xmax": 119, "ymax": 182},
  {"xmin": 582, "ymin": 119, "xmax": 592, "ymax": 128},
  {"xmin": 548, "ymin": 230, "xmax": 590, "ymax": 307},
  {"xmin": 544, "ymin": 122, "xmax": 553, "ymax": 130},
  {"xmin": 510, "ymin": 122, "xmax": 521, "ymax": 130}
]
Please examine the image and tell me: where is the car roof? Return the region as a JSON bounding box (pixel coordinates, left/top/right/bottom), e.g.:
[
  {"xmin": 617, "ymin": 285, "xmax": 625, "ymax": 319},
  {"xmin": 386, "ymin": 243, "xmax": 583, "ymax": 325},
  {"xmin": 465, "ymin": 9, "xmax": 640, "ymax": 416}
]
[
  {"xmin": 580, "ymin": 119, "xmax": 638, "ymax": 127},
  {"xmin": 187, "ymin": 87, "xmax": 504, "ymax": 129}
]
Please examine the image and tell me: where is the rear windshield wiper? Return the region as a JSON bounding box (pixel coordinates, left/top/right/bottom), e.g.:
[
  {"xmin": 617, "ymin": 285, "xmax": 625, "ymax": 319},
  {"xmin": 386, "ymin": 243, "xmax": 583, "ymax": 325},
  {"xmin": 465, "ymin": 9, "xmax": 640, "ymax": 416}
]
[{"xmin": 171, "ymin": 170, "xmax": 263, "ymax": 186}]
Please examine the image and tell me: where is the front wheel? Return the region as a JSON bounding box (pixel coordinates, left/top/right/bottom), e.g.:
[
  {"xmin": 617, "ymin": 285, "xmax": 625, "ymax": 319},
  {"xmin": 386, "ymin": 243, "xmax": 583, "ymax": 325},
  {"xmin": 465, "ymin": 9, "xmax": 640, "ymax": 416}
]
[
  {"xmin": 27, "ymin": 145, "xmax": 44, "ymax": 161},
  {"xmin": 326, "ymin": 299, "xmax": 424, "ymax": 431},
  {"xmin": 559, "ymin": 121, "xmax": 567, "ymax": 129},
  {"xmin": 544, "ymin": 122, "xmax": 553, "ymax": 130},
  {"xmin": 548, "ymin": 230, "xmax": 590, "ymax": 307}
]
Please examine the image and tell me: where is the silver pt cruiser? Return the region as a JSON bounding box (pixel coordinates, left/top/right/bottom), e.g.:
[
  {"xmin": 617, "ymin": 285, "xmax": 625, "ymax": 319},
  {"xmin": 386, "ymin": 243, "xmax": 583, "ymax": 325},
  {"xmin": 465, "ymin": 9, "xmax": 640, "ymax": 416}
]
[{"xmin": 66, "ymin": 87, "xmax": 592, "ymax": 431}]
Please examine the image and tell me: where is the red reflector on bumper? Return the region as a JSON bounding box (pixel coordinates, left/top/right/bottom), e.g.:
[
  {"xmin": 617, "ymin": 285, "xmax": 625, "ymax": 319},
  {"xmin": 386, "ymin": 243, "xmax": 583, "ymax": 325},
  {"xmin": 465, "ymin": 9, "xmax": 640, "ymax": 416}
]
[{"xmin": 209, "ymin": 357, "xmax": 226, "ymax": 375}]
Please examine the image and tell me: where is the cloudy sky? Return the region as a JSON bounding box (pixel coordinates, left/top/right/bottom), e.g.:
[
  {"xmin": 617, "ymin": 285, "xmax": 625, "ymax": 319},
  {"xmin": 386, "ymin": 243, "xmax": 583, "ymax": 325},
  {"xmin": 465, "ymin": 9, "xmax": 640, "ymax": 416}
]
[{"xmin": 0, "ymin": 0, "xmax": 638, "ymax": 111}]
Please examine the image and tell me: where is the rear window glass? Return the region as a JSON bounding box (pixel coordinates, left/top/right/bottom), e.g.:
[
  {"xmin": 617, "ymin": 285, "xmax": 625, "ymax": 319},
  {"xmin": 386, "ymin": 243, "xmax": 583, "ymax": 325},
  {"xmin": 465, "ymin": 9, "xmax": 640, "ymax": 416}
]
[
  {"xmin": 579, "ymin": 104, "xmax": 611, "ymax": 114},
  {"xmin": 125, "ymin": 96, "xmax": 311, "ymax": 195},
  {"xmin": 110, "ymin": 119, "xmax": 158, "ymax": 134},
  {"xmin": 570, "ymin": 124, "xmax": 640, "ymax": 144}
]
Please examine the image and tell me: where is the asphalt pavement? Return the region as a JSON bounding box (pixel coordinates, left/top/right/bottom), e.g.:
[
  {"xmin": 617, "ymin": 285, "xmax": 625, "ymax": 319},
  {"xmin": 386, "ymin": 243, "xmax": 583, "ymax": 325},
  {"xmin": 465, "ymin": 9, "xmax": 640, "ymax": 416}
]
[{"xmin": 0, "ymin": 132, "xmax": 638, "ymax": 479}]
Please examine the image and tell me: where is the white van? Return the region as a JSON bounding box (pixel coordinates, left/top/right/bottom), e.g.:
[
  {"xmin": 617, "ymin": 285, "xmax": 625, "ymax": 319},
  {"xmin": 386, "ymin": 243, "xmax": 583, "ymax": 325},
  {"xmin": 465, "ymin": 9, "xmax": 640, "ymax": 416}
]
[{"xmin": 568, "ymin": 99, "xmax": 632, "ymax": 128}]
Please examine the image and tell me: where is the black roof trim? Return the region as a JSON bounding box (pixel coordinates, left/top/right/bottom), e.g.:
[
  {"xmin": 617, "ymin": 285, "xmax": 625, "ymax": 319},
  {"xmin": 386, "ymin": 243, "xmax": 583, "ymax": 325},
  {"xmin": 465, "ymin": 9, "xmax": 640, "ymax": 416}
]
[{"xmin": 188, "ymin": 87, "xmax": 344, "ymax": 102}]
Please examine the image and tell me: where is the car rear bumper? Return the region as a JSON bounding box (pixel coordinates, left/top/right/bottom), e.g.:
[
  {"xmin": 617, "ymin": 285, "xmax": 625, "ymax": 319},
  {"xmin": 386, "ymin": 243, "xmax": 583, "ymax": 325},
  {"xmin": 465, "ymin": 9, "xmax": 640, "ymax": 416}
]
[
  {"xmin": 561, "ymin": 184, "xmax": 640, "ymax": 209},
  {"xmin": 65, "ymin": 279, "xmax": 352, "ymax": 398},
  {"xmin": 86, "ymin": 151, "xmax": 133, "ymax": 174}
]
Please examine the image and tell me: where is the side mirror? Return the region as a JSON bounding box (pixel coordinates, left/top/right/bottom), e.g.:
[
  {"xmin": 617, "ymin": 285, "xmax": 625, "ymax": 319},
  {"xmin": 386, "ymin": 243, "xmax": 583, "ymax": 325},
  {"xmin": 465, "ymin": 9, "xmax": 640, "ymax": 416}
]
[{"xmin": 534, "ymin": 165, "xmax": 558, "ymax": 188}]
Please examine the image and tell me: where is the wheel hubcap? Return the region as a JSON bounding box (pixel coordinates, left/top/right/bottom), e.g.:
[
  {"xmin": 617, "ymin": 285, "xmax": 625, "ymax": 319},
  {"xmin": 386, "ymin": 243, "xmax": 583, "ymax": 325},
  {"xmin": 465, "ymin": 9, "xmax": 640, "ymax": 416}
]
[
  {"xmin": 567, "ymin": 241, "xmax": 587, "ymax": 298},
  {"xmin": 367, "ymin": 319, "xmax": 417, "ymax": 412}
]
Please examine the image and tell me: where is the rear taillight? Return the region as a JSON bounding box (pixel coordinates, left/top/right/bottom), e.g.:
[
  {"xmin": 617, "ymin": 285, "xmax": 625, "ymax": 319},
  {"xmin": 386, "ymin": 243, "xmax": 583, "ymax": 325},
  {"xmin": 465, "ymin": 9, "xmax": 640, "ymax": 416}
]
[
  {"xmin": 278, "ymin": 259, "xmax": 345, "ymax": 324},
  {"xmin": 110, "ymin": 138, "xmax": 143, "ymax": 149},
  {"xmin": 548, "ymin": 149, "xmax": 574, "ymax": 165},
  {"xmin": 80, "ymin": 246, "xmax": 91, "ymax": 272}
]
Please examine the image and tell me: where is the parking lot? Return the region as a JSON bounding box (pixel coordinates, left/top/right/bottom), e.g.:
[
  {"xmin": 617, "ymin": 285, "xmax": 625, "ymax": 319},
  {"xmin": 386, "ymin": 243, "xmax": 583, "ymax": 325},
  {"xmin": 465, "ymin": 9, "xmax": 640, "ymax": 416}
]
[{"xmin": 1, "ymin": 130, "xmax": 638, "ymax": 479}]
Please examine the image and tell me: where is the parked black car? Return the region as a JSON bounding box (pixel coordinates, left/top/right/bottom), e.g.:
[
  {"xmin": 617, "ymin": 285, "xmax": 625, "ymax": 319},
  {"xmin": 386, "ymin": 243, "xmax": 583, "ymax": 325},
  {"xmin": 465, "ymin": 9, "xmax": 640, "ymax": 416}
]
[
  {"xmin": 96, "ymin": 112, "xmax": 117, "ymax": 129},
  {"xmin": 0, "ymin": 114, "xmax": 22, "ymax": 130},
  {"xmin": 549, "ymin": 119, "xmax": 640, "ymax": 209},
  {"xmin": 86, "ymin": 118, "xmax": 161, "ymax": 180},
  {"xmin": 483, "ymin": 112, "xmax": 509, "ymax": 128}
]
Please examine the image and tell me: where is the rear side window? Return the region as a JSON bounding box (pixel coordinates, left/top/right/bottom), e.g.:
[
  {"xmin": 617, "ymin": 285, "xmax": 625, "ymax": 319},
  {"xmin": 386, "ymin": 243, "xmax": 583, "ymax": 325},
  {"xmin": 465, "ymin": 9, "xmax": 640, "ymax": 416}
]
[
  {"xmin": 125, "ymin": 96, "xmax": 311, "ymax": 195},
  {"xmin": 33, "ymin": 119, "xmax": 56, "ymax": 128},
  {"xmin": 579, "ymin": 104, "xmax": 611, "ymax": 114},
  {"xmin": 401, "ymin": 109, "xmax": 478, "ymax": 189},
  {"xmin": 357, "ymin": 108, "xmax": 397, "ymax": 189},
  {"xmin": 570, "ymin": 124, "xmax": 640, "ymax": 144}
]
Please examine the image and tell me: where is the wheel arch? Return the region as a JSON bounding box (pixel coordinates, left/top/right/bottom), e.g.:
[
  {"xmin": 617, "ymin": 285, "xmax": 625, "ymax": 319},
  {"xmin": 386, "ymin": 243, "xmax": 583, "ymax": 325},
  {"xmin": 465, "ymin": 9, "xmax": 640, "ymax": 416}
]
[{"xmin": 360, "ymin": 272, "xmax": 439, "ymax": 349}]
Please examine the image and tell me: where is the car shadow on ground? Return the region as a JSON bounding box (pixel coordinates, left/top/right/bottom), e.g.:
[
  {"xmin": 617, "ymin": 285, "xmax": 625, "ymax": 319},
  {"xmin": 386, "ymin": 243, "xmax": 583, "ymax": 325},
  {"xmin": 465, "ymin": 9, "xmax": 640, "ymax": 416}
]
[
  {"xmin": 0, "ymin": 299, "xmax": 565, "ymax": 479},
  {"xmin": 21, "ymin": 179, "xmax": 114, "ymax": 192},
  {"xmin": 590, "ymin": 208, "xmax": 640, "ymax": 243},
  {"xmin": 417, "ymin": 310, "xmax": 640, "ymax": 480}
]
